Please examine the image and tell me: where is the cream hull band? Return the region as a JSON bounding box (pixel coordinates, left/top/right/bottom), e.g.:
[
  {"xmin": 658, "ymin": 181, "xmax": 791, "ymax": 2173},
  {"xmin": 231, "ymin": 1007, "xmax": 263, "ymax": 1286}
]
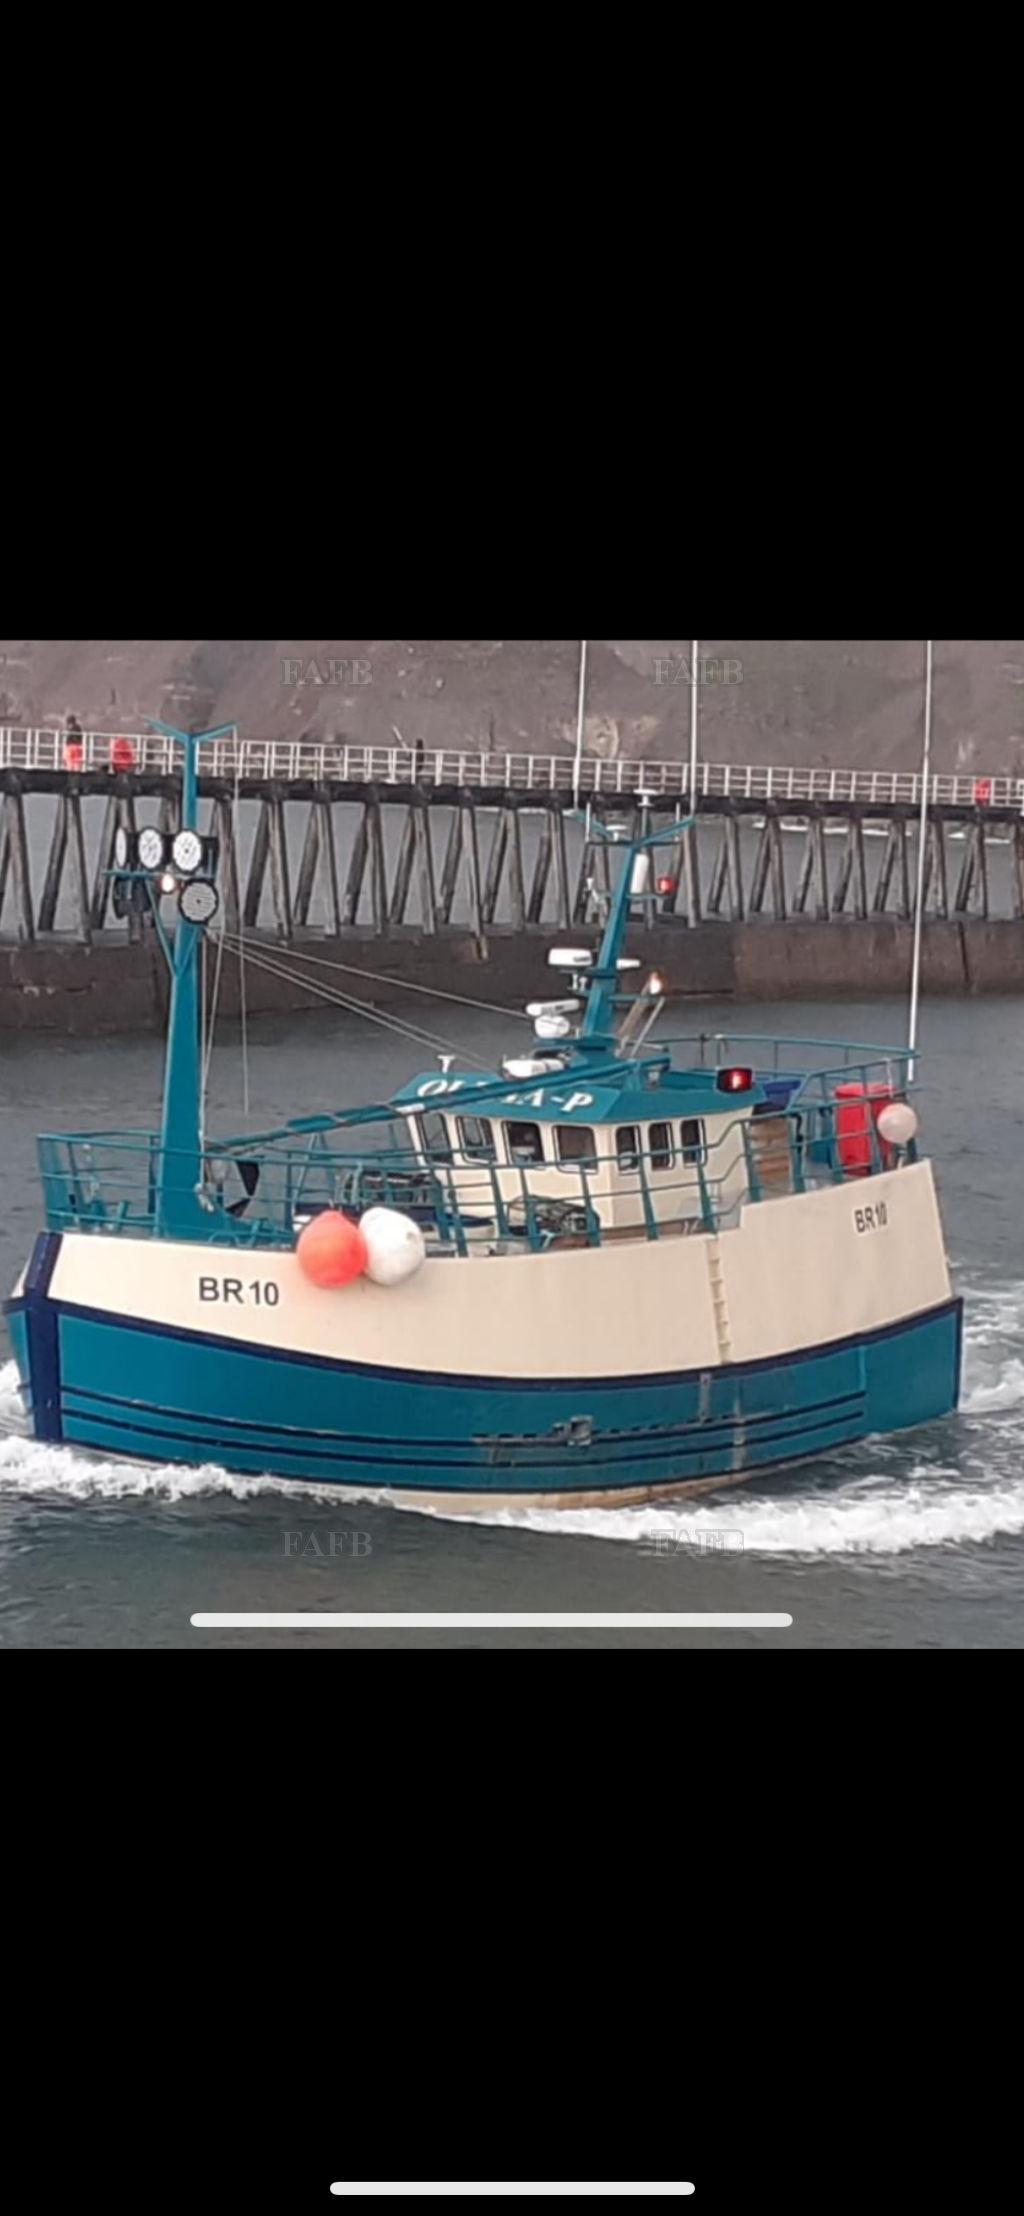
[{"xmin": 4, "ymin": 1166, "xmax": 963, "ymax": 1501}]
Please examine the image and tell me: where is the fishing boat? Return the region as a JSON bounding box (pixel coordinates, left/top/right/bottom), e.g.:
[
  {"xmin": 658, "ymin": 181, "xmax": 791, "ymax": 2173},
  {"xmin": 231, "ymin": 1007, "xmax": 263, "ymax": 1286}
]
[{"xmin": 4, "ymin": 718, "xmax": 962, "ymax": 1509}]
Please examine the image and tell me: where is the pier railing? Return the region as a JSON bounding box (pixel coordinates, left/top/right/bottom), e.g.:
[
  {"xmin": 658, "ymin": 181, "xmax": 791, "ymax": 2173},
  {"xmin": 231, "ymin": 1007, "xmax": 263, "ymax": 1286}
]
[{"xmin": 3, "ymin": 725, "xmax": 1024, "ymax": 809}]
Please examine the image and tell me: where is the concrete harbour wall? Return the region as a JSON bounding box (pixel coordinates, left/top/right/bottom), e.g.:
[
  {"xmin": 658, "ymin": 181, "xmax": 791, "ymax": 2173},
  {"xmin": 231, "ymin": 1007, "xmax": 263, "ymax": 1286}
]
[{"xmin": 1, "ymin": 920, "xmax": 1022, "ymax": 1036}]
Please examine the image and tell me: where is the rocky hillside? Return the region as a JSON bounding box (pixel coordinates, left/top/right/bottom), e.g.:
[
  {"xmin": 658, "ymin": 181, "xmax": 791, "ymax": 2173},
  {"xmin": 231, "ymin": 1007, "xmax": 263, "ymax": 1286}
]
[{"xmin": 2, "ymin": 640, "xmax": 1023, "ymax": 773}]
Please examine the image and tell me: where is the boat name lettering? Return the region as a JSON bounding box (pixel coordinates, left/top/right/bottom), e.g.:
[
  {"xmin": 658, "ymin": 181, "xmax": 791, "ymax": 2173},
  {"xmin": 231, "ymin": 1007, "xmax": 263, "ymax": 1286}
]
[
  {"xmin": 199, "ymin": 1277, "xmax": 281, "ymax": 1305},
  {"xmin": 853, "ymin": 1202, "xmax": 889, "ymax": 1234},
  {"xmin": 502, "ymin": 1089, "xmax": 595, "ymax": 1112},
  {"xmin": 418, "ymin": 1076, "xmax": 596, "ymax": 1113}
]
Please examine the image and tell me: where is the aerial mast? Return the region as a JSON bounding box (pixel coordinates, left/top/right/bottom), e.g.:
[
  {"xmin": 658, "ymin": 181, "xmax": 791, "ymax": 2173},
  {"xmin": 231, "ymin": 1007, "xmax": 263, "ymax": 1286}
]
[{"xmin": 574, "ymin": 815, "xmax": 694, "ymax": 1054}]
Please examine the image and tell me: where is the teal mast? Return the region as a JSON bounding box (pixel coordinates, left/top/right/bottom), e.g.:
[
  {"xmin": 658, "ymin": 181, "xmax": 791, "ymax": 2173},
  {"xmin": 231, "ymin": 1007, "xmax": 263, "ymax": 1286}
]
[
  {"xmin": 143, "ymin": 717, "xmax": 236, "ymax": 1239},
  {"xmin": 573, "ymin": 815, "xmax": 694, "ymax": 1058}
]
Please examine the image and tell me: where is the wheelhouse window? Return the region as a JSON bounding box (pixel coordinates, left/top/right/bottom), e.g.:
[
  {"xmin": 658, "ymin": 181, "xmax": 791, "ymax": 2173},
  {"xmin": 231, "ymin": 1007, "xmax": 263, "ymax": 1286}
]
[
  {"xmin": 456, "ymin": 1114, "xmax": 495, "ymax": 1163},
  {"xmin": 419, "ymin": 1110, "xmax": 454, "ymax": 1162},
  {"xmin": 648, "ymin": 1120, "xmax": 674, "ymax": 1171},
  {"xmin": 616, "ymin": 1124, "xmax": 640, "ymax": 1170},
  {"xmin": 680, "ymin": 1117, "xmax": 707, "ymax": 1164},
  {"xmin": 555, "ymin": 1124, "xmax": 598, "ymax": 1170},
  {"xmin": 504, "ymin": 1120, "xmax": 545, "ymax": 1165}
]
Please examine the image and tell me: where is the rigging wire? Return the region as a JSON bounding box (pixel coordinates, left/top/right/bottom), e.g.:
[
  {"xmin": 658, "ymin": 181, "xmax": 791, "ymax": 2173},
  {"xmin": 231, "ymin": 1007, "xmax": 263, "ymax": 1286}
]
[
  {"xmin": 217, "ymin": 936, "xmax": 496, "ymax": 1067},
  {"xmin": 216, "ymin": 931, "xmax": 497, "ymax": 1068},
  {"xmin": 233, "ymin": 728, "xmax": 250, "ymax": 1121},
  {"xmin": 199, "ymin": 930, "xmax": 207, "ymax": 1152},
  {"xmin": 201, "ymin": 916, "xmax": 228, "ymax": 1120},
  {"xmin": 227, "ymin": 940, "xmax": 531, "ymax": 1023}
]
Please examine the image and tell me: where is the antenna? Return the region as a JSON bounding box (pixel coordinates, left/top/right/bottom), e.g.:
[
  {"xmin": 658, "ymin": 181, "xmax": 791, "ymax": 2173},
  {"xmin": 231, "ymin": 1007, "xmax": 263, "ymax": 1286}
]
[{"xmin": 908, "ymin": 641, "xmax": 933, "ymax": 1082}]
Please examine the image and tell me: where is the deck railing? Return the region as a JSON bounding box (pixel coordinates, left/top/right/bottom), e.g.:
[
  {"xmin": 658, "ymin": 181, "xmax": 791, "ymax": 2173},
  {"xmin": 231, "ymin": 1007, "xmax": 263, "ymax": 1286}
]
[
  {"xmin": 3, "ymin": 725, "xmax": 1023, "ymax": 810},
  {"xmin": 36, "ymin": 1051, "xmax": 915, "ymax": 1253}
]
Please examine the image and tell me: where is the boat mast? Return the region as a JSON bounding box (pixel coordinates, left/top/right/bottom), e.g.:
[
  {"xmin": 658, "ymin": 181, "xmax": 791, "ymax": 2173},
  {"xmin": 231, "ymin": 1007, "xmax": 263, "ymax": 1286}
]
[
  {"xmin": 576, "ymin": 817, "xmax": 694, "ymax": 1055},
  {"xmin": 143, "ymin": 717, "xmax": 235, "ymax": 1238}
]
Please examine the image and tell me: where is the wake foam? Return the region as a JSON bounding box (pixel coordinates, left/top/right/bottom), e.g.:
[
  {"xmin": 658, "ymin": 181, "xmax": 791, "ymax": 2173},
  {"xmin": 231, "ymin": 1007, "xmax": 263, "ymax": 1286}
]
[{"xmin": 2, "ymin": 1277, "xmax": 1023, "ymax": 1557}]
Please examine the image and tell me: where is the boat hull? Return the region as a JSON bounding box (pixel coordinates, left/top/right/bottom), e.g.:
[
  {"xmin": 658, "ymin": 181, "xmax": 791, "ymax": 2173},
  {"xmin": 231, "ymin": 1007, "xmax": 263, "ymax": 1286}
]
[{"xmin": 5, "ymin": 1230, "xmax": 963, "ymax": 1504}]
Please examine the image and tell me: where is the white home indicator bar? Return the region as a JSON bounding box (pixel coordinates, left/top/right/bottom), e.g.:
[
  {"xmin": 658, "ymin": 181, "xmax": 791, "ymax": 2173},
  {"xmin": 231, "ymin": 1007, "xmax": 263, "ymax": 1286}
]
[
  {"xmin": 329, "ymin": 2191, "xmax": 696, "ymax": 2201},
  {"xmin": 193, "ymin": 1614, "xmax": 789, "ymax": 1631}
]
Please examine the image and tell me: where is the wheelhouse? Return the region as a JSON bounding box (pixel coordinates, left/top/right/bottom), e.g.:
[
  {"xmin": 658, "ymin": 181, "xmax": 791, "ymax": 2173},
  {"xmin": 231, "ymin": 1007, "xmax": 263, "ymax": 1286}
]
[{"xmin": 391, "ymin": 1055, "xmax": 767, "ymax": 1240}]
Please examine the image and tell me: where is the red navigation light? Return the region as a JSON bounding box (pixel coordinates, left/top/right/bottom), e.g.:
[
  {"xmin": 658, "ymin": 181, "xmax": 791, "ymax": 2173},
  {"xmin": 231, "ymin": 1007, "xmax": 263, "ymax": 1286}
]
[
  {"xmin": 717, "ymin": 1066, "xmax": 754, "ymax": 1093},
  {"xmin": 657, "ymin": 875, "xmax": 676, "ymax": 896}
]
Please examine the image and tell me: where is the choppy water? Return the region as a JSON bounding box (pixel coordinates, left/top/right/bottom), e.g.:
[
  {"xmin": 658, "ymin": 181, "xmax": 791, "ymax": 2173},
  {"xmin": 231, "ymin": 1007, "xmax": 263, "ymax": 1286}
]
[{"xmin": 2, "ymin": 989, "xmax": 1023, "ymax": 1645}]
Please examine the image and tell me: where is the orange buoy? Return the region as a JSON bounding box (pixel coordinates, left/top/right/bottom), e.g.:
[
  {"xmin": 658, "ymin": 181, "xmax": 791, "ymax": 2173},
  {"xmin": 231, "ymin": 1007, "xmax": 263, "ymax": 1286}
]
[
  {"xmin": 111, "ymin": 736, "xmax": 136, "ymax": 771},
  {"xmin": 296, "ymin": 1209, "xmax": 367, "ymax": 1287}
]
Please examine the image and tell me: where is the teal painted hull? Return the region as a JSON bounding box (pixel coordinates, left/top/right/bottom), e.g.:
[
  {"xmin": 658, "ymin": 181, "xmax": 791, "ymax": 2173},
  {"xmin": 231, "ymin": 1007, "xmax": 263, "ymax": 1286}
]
[{"xmin": 5, "ymin": 1247, "xmax": 963, "ymax": 1500}]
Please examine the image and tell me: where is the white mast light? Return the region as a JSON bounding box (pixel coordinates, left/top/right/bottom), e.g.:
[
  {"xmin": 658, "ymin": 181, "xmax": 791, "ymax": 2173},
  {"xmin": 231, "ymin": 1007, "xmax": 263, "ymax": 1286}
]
[{"xmin": 172, "ymin": 828, "xmax": 204, "ymax": 876}]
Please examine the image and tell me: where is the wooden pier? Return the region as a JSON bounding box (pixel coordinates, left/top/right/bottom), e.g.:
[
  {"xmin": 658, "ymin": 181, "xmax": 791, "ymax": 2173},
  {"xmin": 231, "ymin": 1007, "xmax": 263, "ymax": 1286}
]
[{"xmin": 2, "ymin": 761, "xmax": 1024, "ymax": 948}]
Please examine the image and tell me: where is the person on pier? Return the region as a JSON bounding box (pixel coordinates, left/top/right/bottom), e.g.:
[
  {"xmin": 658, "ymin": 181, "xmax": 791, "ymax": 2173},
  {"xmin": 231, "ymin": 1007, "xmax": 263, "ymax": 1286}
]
[{"xmin": 63, "ymin": 713, "xmax": 84, "ymax": 771}]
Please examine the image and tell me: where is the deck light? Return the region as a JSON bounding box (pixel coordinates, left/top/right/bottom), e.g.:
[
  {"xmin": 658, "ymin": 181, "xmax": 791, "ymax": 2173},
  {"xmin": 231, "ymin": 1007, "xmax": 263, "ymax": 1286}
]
[
  {"xmin": 179, "ymin": 879, "xmax": 220, "ymax": 927},
  {"xmin": 171, "ymin": 828, "xmax": 204, "ymax": 876},
  {"xmin": 159, "ymin": 872, "xmax": 178, "ymax": 895},
  {"xmin": 657, "ymin": 875, "xmax": 676, "ymax": 896},
  {"xmin": 718, "ymin": 1066, "xmax": 754, "ymax": 1092},
  {"xmin": 138, "ymin": 826, "xmax": 167, "ymax": 872}
]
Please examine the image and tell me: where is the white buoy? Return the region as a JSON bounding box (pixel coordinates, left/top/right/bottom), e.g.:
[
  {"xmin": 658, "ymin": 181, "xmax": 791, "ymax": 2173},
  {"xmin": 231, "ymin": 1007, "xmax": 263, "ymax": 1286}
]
[
  {"xmin": 877, "ymin": 1101, "xmax": 919, "ymax": 1148},
  {"xmin": 359, "ymin": 1207, "xmax": 427, "ymax": 1287}
]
